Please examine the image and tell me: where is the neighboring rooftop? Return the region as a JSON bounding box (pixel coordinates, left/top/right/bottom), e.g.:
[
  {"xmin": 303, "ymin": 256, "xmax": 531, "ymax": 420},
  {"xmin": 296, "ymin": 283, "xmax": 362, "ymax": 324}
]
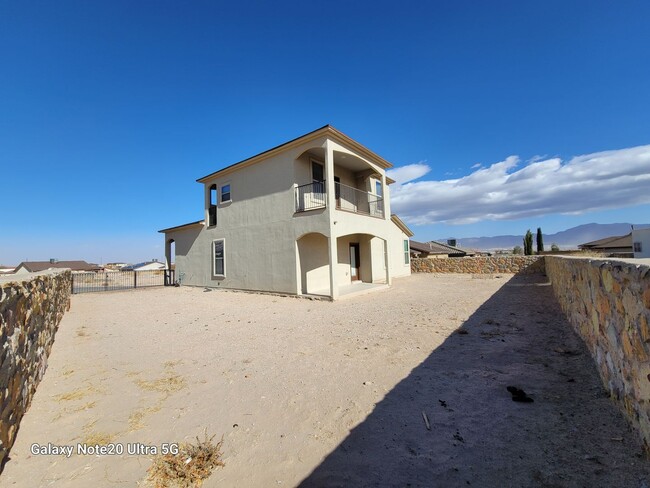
[
  {"xmin": 410, "ymin": 240, "xmax": 475, "ymax": 257},
  {"xmin": 14, "ymin": 260, "xmax": 100, "ymax": 273},
  {"xmin": 579, "ymin": 233, "xmax": 633, "ymax": 250}
]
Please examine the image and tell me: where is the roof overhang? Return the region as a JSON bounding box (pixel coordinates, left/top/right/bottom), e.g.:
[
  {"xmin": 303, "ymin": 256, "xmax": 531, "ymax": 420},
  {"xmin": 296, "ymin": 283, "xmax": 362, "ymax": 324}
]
[
  {"xmin": 391, "ymin": 214, "xmax": 414, "ymax": 237},
  {"xmin": 196, "ymin": 125, "xmax": 394, "ymax": 183},
  {"xmin": 158, "ymin": 220, "xmax": 205, "ymax": 234}
]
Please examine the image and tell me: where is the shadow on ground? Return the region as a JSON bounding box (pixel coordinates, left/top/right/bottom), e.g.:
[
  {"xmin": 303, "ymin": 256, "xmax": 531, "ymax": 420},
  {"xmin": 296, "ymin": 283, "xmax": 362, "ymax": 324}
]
[{"xmin": 299, "ymin": 274, "xmax": 650, "ymax": 488}]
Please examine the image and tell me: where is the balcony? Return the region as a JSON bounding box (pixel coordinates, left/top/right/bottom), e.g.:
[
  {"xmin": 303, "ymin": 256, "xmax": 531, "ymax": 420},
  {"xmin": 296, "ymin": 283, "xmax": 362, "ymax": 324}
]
[{"xmin": 295, "ymin": 181, "xmax": 384, "ymax": 218}]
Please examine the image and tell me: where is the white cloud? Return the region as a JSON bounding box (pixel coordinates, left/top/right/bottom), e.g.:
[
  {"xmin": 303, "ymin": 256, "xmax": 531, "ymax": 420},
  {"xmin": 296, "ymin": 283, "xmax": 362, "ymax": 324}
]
[
  {"xmin": 390, "ymin": 145, "xmax": 650, "ymax": 225},
  {"xmin": 470, "ymin": 163, "xmax": 482, "ymax": 169},
  {"xmin": 386, "ymin": 162, "xmax": 430, "ymax": 184}
]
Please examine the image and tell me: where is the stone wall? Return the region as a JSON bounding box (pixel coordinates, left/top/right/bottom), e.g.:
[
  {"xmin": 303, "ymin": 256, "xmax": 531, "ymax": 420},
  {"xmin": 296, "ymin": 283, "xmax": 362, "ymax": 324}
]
[
  {"xmin": 0, "ymin": 270, "xmax": 71, "ymax": 469},
  {"xmin": 545, "ymin": 256, "xmax": 650, "ymax": 448},
  {"xmin": 411, "ymin": 256, "xmax": 545, "ymax": 275}
]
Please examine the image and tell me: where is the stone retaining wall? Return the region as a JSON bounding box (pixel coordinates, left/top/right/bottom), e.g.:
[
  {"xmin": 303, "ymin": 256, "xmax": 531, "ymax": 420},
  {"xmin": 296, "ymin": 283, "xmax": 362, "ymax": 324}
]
[
  {"xmin": 411, "ymin": 256, "xmax": 545, "ymax": 275},
  {"xmin": 545, "ymin": 256, "xmax": 650, "ymax": 448},
  {"xmin": 0, "ymin": 270, "xmax": 71, "ymax": 469}
]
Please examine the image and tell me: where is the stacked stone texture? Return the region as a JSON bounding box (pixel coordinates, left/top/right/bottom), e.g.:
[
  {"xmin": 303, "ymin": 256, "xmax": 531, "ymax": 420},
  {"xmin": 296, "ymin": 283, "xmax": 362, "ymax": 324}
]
[
  {"xmin": 0, "ymin": 270, "xmax": 71, "ymax": 468},
  {"xmin": 411, "ymin": 256, "xmax": 545, "ymax": 275},
  {"xmin": 545, "ymin": 257, "xmax": 650, "ymax": 449}
]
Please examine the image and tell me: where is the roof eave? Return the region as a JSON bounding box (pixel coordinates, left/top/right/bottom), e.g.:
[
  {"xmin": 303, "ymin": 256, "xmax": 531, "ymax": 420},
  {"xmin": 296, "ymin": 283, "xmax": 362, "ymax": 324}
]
[
  {"xmin": 158, "ymin": 220, "xmax": 205, "ymax": 234},
  {"xmin": 196, "ymin": 125, "xmax": 393, "ymax": 184}
]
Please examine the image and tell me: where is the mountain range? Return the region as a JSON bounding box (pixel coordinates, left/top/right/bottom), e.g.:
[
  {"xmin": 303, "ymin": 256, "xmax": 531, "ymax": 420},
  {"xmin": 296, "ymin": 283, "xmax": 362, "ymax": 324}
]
[{"xmin": 444, "ymin": 223, "xmax": 650, "ymax": 251}]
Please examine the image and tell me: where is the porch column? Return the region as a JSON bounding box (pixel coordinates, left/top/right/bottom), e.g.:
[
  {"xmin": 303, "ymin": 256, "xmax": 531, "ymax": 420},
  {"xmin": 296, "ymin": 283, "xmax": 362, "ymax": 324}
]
[
  {"xmin": 381, "ymin": 174, "xmax": 390, "ymax": 220},
  {"xmin": 384, "ymin": 239, "xmax": 392, "ymax": 285},
  {"xmin": 328, "ymin": 235, "xmax": 338, "ymax": 300},
  {"xmin": 324, "ymin": 139, "xmax": 339, "ymax": 299},
  {"xmin": 324, "ymin": 140, "xmax": 336, "ymax": 211}
]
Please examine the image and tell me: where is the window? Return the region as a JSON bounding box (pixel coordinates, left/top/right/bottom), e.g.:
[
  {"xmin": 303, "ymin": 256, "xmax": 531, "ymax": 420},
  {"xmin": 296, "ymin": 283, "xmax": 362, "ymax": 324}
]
[
  {"xmin": 634, "ymin": 242, "xmax": 643, "ymax": 253},
  {"xmin": 213, "ymin": 239, "xmax": 225, "ymax": 276},
  {"xmin": 403, "ymin": 239, "xmax": 410, "ymax": 265},
  {"xmin": 311, "ymin": 160, "xmax": 324, "ymax": 182},
  {"xmin": 375, "ymin": 180, "xmax": 383, "ymax": 197},
  {"xmin": 220, "ymin": 184, "xmax": 231, "ymax": 203},
  {"xmin": 208, "ymin": 184, "xmax": 217, "ymax": 227}
]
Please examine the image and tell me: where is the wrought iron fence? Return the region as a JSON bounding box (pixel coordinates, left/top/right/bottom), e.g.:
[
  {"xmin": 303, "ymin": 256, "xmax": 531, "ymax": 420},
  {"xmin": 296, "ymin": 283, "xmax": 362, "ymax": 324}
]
[
  {"xmin": 295, "ymin": 181, "xmax": 326, "ymax": 212},
  {"xmin": 72, "ymin": 270, "xmax": 171, "ymax": 294},
  {"xmin": 335, "ymin": 182, "xmax": 384, "ymax": 218}
]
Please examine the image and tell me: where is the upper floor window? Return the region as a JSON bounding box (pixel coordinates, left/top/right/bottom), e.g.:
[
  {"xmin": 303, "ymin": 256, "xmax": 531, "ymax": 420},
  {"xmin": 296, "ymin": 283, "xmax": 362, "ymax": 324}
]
[
  {"xmin": 312, "ymin": 160, "xmax": 324, "ymax": 182},
  {"xmin": 221, "ymin": 184, "xmax": 231, "ymax": 203},
  {"xmin": 208, "ymin": 184, "xmax": 217, "ymax": 227},
  {"xmin": 375, "ymin": 180, "xmax": 383, "ymax": 197}
]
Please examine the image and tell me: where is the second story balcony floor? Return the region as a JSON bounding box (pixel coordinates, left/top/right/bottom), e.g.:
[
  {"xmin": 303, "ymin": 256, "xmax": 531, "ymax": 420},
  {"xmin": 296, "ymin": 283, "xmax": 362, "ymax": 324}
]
[{"xmin": 295, "ymin": 180, "xmax": 385, "ymax": 218}]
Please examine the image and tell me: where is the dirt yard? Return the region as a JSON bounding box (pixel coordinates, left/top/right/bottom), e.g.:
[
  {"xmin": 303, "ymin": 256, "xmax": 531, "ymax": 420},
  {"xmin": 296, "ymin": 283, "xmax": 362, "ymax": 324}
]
[{"xmin": 1, "ymin": 274, "xmax": 649, "ymax": 487}]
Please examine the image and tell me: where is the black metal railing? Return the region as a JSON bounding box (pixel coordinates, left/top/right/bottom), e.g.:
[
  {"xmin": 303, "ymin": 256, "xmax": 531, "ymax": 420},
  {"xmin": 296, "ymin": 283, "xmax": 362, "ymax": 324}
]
[
  {"xmin": 72, "ymin": 270, "xmax": 169, "ymax": 294},
  {"xmin": 335, "ymin": 182, "xmax": 384, "ymax": 218},
  {"xmin": 295, "ymin": 181, "xmax": 326, "ymax": 212}
]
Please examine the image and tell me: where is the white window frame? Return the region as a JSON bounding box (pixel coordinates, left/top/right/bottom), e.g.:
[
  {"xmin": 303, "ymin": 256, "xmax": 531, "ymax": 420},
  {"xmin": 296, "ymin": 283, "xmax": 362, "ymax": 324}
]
[
  {"xmin": 220, "ymin": 183, "xmax": 232, "ymax": 204},
  {"xmin": 310, "ymin": 158, "xmax": 324, "ymax": 183},
  {"xmin": 212, "ymin": 239, "xmax": 226, "ymax": 277},
  {"xmin": 403, "ymin": 239, "xmax": 410, "ymax": 265},
  {"xmin": 375, "ymin": 179, "xmax": 383, "ymax": 197}
]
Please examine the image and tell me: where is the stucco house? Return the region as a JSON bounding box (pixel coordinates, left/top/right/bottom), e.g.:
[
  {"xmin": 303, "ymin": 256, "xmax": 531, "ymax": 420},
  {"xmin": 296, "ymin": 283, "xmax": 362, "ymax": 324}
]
[{"xmin": 159, "ymin": 125, "xmax": 413, "ymax": 300}]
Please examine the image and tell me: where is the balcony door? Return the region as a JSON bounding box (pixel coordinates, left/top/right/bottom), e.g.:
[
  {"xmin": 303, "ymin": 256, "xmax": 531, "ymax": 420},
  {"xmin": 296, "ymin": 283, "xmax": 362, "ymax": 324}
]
[
  {"xmin": 311, "ymin": 160, "xmax": 325, "ymax": 206},
  {"xmin": 349, "ymin": 243, "xmax": 360, "ymax": 281}
]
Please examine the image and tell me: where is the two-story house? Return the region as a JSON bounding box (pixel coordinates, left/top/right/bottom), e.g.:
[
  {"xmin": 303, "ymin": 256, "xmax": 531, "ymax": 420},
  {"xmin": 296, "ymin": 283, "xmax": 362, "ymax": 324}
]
[{"xmin": 159, "ymin": 125, "xmax": 413, "ymax": 300}]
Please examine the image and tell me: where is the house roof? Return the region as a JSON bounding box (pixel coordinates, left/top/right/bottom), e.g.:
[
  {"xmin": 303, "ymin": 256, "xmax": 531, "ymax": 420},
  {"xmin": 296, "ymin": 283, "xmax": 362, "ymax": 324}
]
[
  {"xmin": 579, "ymin": 233, "xmax": 632, "ymax": 250},
  {"xmin": 122, "ymin": 261, "xmax": 165, "ymax": 270},
  {"xmin": 196, "ymin": 125, "xmax": 394, "ymax": 183},
  {"xmin": 391, "ymin": 214, "xmax": 414, "ymax": 237},
  {"xmin": 158, "ymin": 220, "xmax": 205, "ymax": 234},
  {"xmin": 16, "ymin": 260, "xmax": 98, "ymax": 272},
  {"xmin": 410, "ymin": 240, "xmax": 473, "ymax": 256}
]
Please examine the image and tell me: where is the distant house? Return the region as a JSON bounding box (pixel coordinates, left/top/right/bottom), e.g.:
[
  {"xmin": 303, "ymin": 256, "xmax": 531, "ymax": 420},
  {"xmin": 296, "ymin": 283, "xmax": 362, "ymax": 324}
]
[
  {"xmin": 410, "ymin": 240, "xmax": 475, "ymax": 259},
  {"xmin": 122, "ymin": 260, "xmax": 166, "ymax": 272},
  {"xmin": 578, "ymin": 233, "xmax": 633, "ymax": 257},
  {"xmin": 13, "ymin": 260, "xmax": 100, "ymax": 275},
  {"xmin": 0, "ymin": 265, "xmax": 15, "ymax": 274},
  {"xmin": 632, "ymin": 228, "xmax": 650, "ymax": 258}
]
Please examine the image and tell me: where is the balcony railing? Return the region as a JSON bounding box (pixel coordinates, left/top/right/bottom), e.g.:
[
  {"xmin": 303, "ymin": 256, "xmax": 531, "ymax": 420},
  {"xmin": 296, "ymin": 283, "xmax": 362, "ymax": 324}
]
[
  {"xmin": 295, "ymin": 181, "xmax": 326, "ymax": 212},
  {"xmin": 294, "ymin": 180, "xmax": 384, "ymax": 218},
  {"xmin": 335, "ymin": 182, "xmax": 384, "ymax": 218}
]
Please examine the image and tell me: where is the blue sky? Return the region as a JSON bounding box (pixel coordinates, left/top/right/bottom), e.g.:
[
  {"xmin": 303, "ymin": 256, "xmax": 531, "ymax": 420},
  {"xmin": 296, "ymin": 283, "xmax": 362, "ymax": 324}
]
[{"xmin": 1, "ymin": 1, "xmax": 649, "ymax": 264}]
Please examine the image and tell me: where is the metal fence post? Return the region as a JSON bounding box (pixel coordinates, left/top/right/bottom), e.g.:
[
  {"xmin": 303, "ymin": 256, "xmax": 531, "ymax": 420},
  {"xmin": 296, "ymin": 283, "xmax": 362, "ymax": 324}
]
[{"xmin": 134, "ymin": 271, "xmax": 137, "ymax": 289}]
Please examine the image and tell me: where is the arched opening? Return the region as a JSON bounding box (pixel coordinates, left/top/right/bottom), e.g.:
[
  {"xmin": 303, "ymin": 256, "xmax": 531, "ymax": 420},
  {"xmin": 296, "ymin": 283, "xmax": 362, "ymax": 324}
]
[
  {"xmin": 336, "ymin": 233, "xmax": 388, "ymax": 287},
  {"xmin": 296, "ymin": 232, "xmax": 330, "ymax": 295}
]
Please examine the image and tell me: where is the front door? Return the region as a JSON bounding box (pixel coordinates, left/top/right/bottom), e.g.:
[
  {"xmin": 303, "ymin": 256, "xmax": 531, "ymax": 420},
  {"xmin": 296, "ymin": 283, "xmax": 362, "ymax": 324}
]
[{"xmin": 350, "ymin": 243, "xmax": 360, "ymax": 281}]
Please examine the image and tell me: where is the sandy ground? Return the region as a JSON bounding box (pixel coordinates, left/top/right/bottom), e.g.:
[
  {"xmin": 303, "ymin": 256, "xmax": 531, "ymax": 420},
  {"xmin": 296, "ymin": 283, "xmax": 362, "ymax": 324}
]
[{"xmin": 1, "ymin": 273, "xmax": 649, "ymax": 487}]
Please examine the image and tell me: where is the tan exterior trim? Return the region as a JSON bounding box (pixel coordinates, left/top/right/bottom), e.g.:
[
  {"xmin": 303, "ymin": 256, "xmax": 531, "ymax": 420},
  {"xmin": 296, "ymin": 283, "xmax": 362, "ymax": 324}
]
[
  {"xmin": 196, "ymin": 125, "xmax": 393, "ymax": 183},
  {"xmin": 391, "ymin": 214, "xmax": 414, "ymax": 237},
  {"xmin": 158, "ymin": 220, "xmax": 205, "ymax": 234}
]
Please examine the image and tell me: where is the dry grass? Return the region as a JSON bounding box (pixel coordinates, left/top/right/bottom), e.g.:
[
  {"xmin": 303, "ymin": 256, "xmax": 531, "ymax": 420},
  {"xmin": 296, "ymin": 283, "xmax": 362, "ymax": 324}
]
[
  {"xmin": 136, "ymin": 375, "xmax": 186, "ymax": 395},
  {"xmin": 129, "ymin": 405, "xmax": 162, "ymax": 431},
  {"xmin": 82, "ymin": 420, "xmax": 116, "ymax": 445},
  {"xmin": 54, "ymin": 384, "xmax": 100, "ymax": 402},
  {"xmin": 146, "ymin": 433, "xmax": 224, "ymax": 488}
]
